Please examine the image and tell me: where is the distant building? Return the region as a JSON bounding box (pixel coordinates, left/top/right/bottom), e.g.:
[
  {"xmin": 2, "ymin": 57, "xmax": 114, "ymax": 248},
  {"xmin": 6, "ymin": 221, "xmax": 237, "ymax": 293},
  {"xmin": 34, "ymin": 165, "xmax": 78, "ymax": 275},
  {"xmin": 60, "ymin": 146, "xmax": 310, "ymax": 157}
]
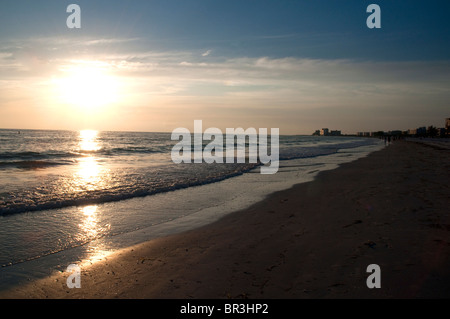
[
  {"xmin": 389, "ymin": 130, "xmax": 402, "ymax": 136},
  {"xmin": 357, "ymin": 132, "xmax": 370, "ymax": 137},
  {"xmin": 446, "ymin": 118, "xmax": 450, "ymax": 136},
  {"xmin": 416, "ymin": 127, "xmax": 426, "ymax": 136},
  {"xmin": 329, "ymin": 130, "xmax": 341, "ymax": 136},
  {"xmin": 314, "ymin": 128, "xmax": 341, "ymax": 136}
]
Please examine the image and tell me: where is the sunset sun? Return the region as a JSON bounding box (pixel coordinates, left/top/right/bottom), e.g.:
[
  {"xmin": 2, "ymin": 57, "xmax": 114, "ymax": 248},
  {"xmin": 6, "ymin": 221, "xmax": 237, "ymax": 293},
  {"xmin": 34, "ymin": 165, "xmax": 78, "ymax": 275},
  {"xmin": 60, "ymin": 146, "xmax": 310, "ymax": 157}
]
[{"xmin": 54, "ymin": 61, "xmax": 120, "ymax": 110}]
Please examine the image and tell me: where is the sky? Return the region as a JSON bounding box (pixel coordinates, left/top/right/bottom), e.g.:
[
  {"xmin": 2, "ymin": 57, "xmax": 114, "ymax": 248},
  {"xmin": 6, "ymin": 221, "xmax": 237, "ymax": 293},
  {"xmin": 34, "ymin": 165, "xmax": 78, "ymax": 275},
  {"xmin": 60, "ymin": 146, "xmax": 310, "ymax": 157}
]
[{"xmin": 0, "ymin": 0, "xmax": 449, "ymax": 134}]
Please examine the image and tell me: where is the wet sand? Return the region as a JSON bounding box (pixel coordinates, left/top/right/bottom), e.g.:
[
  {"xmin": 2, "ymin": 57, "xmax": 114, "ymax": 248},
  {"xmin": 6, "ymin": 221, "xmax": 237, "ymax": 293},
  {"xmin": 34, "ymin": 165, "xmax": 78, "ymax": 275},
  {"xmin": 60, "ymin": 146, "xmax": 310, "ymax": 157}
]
[{"xmin": 2, "ymin": 140, "xmax": 450, "ymax": 299}]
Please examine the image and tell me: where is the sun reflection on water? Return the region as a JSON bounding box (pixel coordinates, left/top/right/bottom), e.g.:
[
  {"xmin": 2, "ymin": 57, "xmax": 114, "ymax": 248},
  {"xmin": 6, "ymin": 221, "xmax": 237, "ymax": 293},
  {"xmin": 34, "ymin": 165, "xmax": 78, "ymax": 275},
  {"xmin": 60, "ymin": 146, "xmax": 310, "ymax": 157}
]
[
  {"xmin": 80, "ymin": 205, "xmax": 99, "ymax": 238},
  {"xmin": 74, "ymin": 130, "xmax": 108, "ymax": 191},
  {"xmin": 79, "ymin": 130, "xmax": 101, "ymax": 152},
  {"xmin": 76, "ymin": 156, "xmax": 101, "ymax": 190},
  {"xmin": 72, "ymin": 131, "xmax": 116, "ymax": 266},
  {"xmin": 78, "ymin": 204, "xmax": 113, "ymax": 266}
]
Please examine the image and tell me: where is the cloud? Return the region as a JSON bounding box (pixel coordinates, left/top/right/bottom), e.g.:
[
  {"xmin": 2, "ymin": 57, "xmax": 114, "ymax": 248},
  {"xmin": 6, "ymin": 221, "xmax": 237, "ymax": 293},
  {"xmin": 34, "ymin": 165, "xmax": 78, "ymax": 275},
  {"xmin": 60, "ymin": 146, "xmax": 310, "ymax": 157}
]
[
  {"xmin": 2, "ymin": 36, "xmax": 450, "ymax": 97},
  {"xmin": 1, "ymin": 36, "xmax": 449, "ymax": 132},
  {"xmin": 201, "ymin": 49, "xmax": 212, "ymax": 57}
]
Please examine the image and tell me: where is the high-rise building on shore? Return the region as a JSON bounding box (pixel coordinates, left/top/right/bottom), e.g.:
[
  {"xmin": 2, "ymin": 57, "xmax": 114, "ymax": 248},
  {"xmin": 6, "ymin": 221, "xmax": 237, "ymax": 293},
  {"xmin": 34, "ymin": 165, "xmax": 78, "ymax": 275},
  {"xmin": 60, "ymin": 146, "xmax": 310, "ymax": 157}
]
[{"xmin": 312, "ymin": 128, "xmax": 342, "ymax": 136}]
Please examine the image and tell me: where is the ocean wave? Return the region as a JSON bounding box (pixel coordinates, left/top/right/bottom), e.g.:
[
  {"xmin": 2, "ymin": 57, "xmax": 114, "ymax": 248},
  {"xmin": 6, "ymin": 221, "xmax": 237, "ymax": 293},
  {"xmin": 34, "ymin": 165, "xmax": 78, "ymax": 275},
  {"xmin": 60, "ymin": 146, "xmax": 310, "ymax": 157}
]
[
  {"xmin": 0, "ymin": 162, "xmax": 258, "ymax": 216},
  {"xmin": 102, "ymin": 146, "xmax": 171, "ymax": 155},
  {"xmin": 0, "ymin": 151, "xmax": 48, "ymax": 160},
  {"xmin": 0, "ymin": 160, "xmax": 74, "ymax": 170},
  {"xmin": 278, "ymin": 139, "xmax": 378, "ymax": 160},
  {"xmin": 0, "ymin": 146, "xmax": 169, "ymax": 162}
]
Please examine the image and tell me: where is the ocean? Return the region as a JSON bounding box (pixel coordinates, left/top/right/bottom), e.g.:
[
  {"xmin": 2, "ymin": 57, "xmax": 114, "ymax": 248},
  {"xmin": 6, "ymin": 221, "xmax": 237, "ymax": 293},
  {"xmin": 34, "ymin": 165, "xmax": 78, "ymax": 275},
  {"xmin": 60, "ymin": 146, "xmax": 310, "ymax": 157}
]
[{"xmin": 0, "ymin": 129, "xmax": 384, "ymax": 290}]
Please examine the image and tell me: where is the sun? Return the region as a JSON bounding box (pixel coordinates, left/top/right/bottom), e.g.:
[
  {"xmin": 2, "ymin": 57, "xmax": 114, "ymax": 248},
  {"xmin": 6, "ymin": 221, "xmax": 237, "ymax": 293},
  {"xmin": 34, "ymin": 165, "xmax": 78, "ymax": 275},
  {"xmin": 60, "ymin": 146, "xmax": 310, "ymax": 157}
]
[{"xmin": 54, "ymin": 61, "xmax": 120, "ymax": 110}]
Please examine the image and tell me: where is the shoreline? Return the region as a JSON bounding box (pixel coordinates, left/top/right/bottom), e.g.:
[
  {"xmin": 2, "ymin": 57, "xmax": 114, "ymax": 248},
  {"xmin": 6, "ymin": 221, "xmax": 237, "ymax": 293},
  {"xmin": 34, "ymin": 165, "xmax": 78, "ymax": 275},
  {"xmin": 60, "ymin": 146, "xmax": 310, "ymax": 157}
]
[{"xmin": 1, "ymin": 140, "xmax": 449, "ymax": 298}]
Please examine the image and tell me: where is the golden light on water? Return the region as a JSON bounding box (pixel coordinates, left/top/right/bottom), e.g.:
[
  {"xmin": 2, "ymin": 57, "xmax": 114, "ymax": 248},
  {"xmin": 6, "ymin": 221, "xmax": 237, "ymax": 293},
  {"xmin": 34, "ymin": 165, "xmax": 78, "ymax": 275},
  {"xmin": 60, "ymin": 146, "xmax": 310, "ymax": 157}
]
[
  {"xmin": 74, "ymin": 130, "xmax": 108, "ymax": 191},
  {"xmin": 79, "ymin": 205, "xmax": 111, "ymax": 239},
  {"xmin": 79, "ymin": 129, "xmax": 100, "ymax": 152},
  {"xmin": 78, "ymin": 205, "xmax": 113, "ymax": 265},
  {"xmin": 77, "ymin": 157, "xmax": 100, "ymax": 184},
  {"xmin": 74, "ymin": 131, "xmax": 114, "ymax": 264},
  {"xmin": 80, "ymin": 205, "xmax": 99, "ymax": 238}
]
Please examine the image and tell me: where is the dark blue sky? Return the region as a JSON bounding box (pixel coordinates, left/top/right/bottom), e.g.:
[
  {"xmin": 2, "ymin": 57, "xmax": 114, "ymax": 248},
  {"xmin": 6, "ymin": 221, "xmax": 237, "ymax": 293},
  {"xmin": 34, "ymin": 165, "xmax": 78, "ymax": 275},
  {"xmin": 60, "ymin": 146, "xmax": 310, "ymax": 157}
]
[{"xmin": 1, "ymin": 0, "xmax": 449, "ymax": 61}]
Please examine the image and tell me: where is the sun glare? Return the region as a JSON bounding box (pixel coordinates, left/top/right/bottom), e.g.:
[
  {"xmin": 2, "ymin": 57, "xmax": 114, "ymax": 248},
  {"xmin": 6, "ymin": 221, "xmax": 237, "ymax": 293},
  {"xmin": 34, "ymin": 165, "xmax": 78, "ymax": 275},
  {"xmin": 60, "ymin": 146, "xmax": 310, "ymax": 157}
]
[
  {"xmin": 79, "ymin": 129, "xmax": 100, "ymax": 152},
  {"xmin": 54, "ymin": 61, "xmax": 120, "ymax": 110}
]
